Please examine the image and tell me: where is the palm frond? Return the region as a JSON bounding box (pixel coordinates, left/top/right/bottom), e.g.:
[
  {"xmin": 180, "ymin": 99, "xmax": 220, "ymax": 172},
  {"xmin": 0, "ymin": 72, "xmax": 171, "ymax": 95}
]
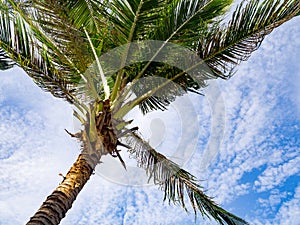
[
  {"xmin": 66, "ymin": 0, "xmax": 107, "ymax": 32},
  {"xmin": 108, "ymin": 0, "xmax": 233, "ymax": 114},
  {"xmin": 110, "ymin": 39, "xmax": 213, "ymax": 116},
  {"xmin": 0, "ymin": 49, "xmax": 14, "ymax": 70},
  {"xmin": 0, "ymin": 1, "xmax": 81, "ymax": 102},
  {"xmin": 103, "ymin": 0, "xmax": 167, "ymax": 45},
  {"xmin": 198, "ymin": 0, "xmax": 300, "ymax": 78},
  {"xmin": 130, "ymin": 69, "xmax": 205, "ymax": 114},
  {"xmin": 65, "ymin": 0, "xmax": 110, "ymax": 56},
  {"xmin": 132, "ymin": 0, "xmax": 299, "ymax": 113},
  {"xmin": 84, "ymin": 27, "xmax": 110, "ymax": 100},
  {"xmin": 103, "ymin": 0, "xmax": 169, "ymax": 101},
  {"xmin": 152, "ymin": 0, "xmax": 233, "ymax": 46},
  {"xmin": 125, "ymin": 133, "xmax": 249, "ymax": 225},
  {"xmin": 30, "ymin": 0, "xmax": 92, "ymax": 72}
]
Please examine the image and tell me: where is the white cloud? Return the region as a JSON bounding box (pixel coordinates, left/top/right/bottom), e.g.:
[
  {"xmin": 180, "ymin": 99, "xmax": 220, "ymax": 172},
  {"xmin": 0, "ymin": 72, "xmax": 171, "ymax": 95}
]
[
  {"xmin": 0, "ymin": 12, "xmax": 299, "ymax": 225},
  {"xmin": 0, "ymin": 69, "xmax": 79, "ymax": 224},
  {"xmin": 253, "ymin": 184, "xmax": 300, "ymax": 225},
  {"xmin": 184, "ymin": 15, "xmax": 300, "ymax": 211},
  {"xmin": 254, "ymin": 155, "xmax": 300, "ymax": 192},
  {"xmin": 257, "ymin": 189, "xmax": 289, "ymax": 216},
  {"xmin": 274, "ymin": 184, "xmax": 300, "ymax": 225},
  {"xmin": 0, "ymin": 68, "xmax": 210, "ymax": 225}
]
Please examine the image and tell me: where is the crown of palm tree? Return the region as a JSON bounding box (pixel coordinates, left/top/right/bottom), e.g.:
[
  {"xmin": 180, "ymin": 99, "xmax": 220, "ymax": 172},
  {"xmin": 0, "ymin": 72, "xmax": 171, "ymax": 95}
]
[{"xmin": 1, "ymin": 0, "xmax": 299, "ymax": 224}]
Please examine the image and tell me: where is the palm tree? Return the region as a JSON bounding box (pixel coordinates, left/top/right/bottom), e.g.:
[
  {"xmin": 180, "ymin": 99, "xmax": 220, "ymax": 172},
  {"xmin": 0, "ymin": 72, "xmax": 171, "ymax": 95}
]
[{"xmin": 0, "ymin": 0, "xmax": 299, "ymax": 224}]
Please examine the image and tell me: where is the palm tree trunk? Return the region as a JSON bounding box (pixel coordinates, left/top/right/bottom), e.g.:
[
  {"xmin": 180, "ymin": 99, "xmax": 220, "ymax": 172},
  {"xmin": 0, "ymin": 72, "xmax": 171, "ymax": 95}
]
[
  {"xmin": 26, "ymin": 100, "xmax": 117, "ymax": 224},
  {"xmin": 26, "ymin": 146, "xmax": 103, "ymax": 225}
]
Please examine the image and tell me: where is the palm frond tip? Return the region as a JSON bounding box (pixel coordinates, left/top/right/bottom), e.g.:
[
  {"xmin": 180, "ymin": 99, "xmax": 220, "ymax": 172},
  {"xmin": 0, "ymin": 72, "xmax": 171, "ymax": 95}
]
[{"xmin": 198, "ymin": 0, "xmax": 300, "ymax": 78}]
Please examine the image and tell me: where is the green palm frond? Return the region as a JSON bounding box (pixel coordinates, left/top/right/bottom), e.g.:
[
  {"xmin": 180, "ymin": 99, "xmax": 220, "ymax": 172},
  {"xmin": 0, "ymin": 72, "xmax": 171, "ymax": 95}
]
[
  {"xmin": 131, "ymin": 68, "xmax": 205, "ymax": 114},
  {"xmin": 125, "ymin": 133, "xmax": 249, "ymax": 225},
  {"xmin": 30, "ymin": 0, "xmax": 93, "ymax": 72},
  {"xmin": 103, "ymin": 0, "xmax": 170, "ymax": 101},
  {"xmin": 128, "ymin": 0, "xmax": 299, "ymax": 113},
  {"xmin": 103, "ymin": 0, "xmax": 167, "ymax": 45},
  {"xmin": 132, "ymin": 71, "xmax": 187, "ymax": 113},
  {"xmin": 0, "ymin": 49, "xmax": 14, "ymax": 70},
  {"xmin": 198, "ymin": 0, "xmax": 300, "ymax": 78},
  {"xmin": 0, "ymin": 1, "xmax": 82, "ymax": 102},
  {"xmin": 65, "ymin": 0, "xmax": 110, "ymax": 55},
  {"xmin": 66, "ymin": 0, "xmax": 107, "ymax": 32},
  {"xmin": 108, "ymin": 0, "xmax": 233, "ymax": 114},
  {"xmin": 152, "ymin": 0, "xmax": 233, "ymax": 46}
]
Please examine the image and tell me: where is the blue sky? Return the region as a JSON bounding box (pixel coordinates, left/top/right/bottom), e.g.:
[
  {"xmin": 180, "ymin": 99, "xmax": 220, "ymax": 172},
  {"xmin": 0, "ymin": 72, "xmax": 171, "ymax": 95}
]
[{"xmin": 0, "ymin": 11, "xmax": 300, "ymax": 225}]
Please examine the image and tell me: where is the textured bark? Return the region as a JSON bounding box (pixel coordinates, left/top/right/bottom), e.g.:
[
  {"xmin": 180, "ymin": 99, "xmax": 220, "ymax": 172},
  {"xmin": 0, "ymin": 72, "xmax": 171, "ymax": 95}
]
[
  {"xmin": 27, "ymin": 100, "xmax": 117, "ymax": 225},
  {"xmin": 26, "ymin": 147, "xmax": 103, "ymax": 225}
]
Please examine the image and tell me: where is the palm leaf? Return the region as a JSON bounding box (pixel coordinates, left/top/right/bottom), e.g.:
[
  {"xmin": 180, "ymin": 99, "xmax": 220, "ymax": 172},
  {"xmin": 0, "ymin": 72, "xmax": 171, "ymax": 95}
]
[
  {"xmin": 103, "ymin": 0, "xmax": 169, "ymax": 101},
  {"xmin": 125, "ymin": 0, "xmax": 299, "ymax": 114},
  {"xmin": 152, "ymin": 0, "xmax": 233, "ymax": 46},
  {"xmin": 66, "ymin": 0, "xmax": 107, "ymax": 32},
  {"xmin": 134, "ymin": 0, "xmax": 233, "ymax": 76},
  {"xmin": 125, "ymin": 133, "xmax": 249, "ymax": 225},
  {"xmin": 0, "ymin": 49, "xmax": 14, "ymax": 70},
  {"xmin": 198, "ymin": 0, "xmax": 300, "ymax": 78},
  {"xmin": 30, "ymin": 0, "xmax": 92, "ymax": 73},
  {"xmin": 0, "ymin": 1, "xmax": 81, "ymax": 102},
  {"xmin": 103, "ymin": 0, "xmax": 167, "ymax": 45},
  {"xmin": 109, "ymin": 0, "xmax": 233, "ymax": 114}
]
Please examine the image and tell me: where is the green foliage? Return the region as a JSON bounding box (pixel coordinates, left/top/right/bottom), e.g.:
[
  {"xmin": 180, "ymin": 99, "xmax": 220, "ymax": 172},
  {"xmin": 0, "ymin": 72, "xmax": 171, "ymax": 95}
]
[
  {"xmin": 198, "ymin": 0, "xmax": 300, "ymax": 78},
  {"xmin": 0, "ymin": 0, "xmax": 299, "ymax": 224},
  {"xmin": 151, "ymin": 0, "xmax": 234, "ymax": 45},
  {"xmin": 127, "ymin": 133, "xmax": 249, "ymax": 225},
  {"xmin": 102, "ymin": 0, "xmax": 167, "ymax": 44},
  {"xmin": 0, "ymin": 49, "xmax": 14, "ymax": 70},
  {"xmin": 0, "ymin": 0, "xmax": 80, "ymax": 101},
  {"xmin": 66, "ymin": 0, "xmax": 107, "ymax": 32}
]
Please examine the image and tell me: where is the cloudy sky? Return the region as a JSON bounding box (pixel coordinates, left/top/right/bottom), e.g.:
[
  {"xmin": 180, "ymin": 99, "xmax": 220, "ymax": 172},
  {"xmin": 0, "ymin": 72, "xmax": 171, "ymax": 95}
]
[{"xmin": 1, "ymin": 8, "xmax": 300, "ymax": 225}]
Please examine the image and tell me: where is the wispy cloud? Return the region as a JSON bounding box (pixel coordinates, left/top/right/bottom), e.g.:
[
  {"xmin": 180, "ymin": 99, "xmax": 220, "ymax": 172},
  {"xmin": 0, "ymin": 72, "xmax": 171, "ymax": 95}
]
[
  {"xmin": 252, "ymin": 184, "xmax": 300, "ymax": 225},
  {"xmin": 255, "ymin": 155, "xmax": 300, "ymax": 192},
  {"xmin": 274, "ymin": 184, "xmax": 300, "ymax": 225},
  {"xmin": 0, "ymin": 69, "xmax": 79, "ymax": 224},
  {"xmin": 0, "ymin": 14, "xmax": 299, "ymax": 225},
  {"xmin": 183, "ymin": 16, "xmax": 300, "ymax": 222}
]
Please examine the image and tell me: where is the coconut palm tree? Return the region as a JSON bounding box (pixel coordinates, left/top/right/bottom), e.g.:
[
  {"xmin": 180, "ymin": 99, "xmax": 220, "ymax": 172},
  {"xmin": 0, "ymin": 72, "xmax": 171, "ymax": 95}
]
[{"xmin": 0, "ymin": 0, "xmax": 299, "ymax": 224}]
